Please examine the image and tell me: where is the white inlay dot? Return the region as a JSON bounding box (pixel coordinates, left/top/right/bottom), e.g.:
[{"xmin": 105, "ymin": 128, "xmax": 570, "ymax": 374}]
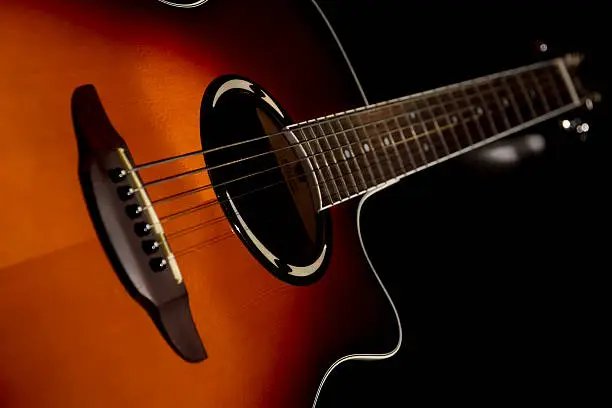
[
  {"xmin": 384, "ymin": 137, "xmax": 390, "ymax": 146},
  {"xmin": 364, "ymin": 143, "xmax": 370, "ymax": 152},
  {"xmin": 423, "ymin": 143, "xmax": 430, "ymax": 152},
  {"xmin": 502, "ymin": 97, "xmax": 510, "ymax": 107},
  {"xmin": 344, "ymin": 149, "xmax": 351, "ymax": 159}
]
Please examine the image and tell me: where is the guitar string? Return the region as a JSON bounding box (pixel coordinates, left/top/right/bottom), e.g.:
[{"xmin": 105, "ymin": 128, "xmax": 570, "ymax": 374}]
[
  {"xmin": 132, "ymin": 63, "xmax": 558, "ymax": 173},
  {"xmin": 166, "ymin": 101, "xmax": 556, "ymax": 258},
  {"xmin": 155, "ymin": 104, "xmax": 502, "ymax": 223},
  {"xmin": 143, "ymin": 74, "xmax": 561, "ymax": 209},
  {"xmin": 157, "ymin": 106, "xmax": 482, "ymax": 223},
  {"xmin": 147, "ymin": 76, "xmax": 561, "ymax": 213},
  {"xmin": 157, "ymin": 70, "xmax": 572, "ymax": 259},
  {"xmin": 138, "ymin": 71, "xmax": 559, "ymax": 191},
  {"xmin": 166, "ymin": 96, "xmax": 578, "ymax": 260},
  {"xmin": 149, "ymin": 102, "xmax": 486, "ymax": 207},
  {"xmin": 136, "ymin": 80, "xmax": 517, "ymax": 189},
  {"xmin": 159, "ymin": 111, "xmax": 473, "ymax": 225},
  {"xmin": 158, "ymin": 93, "xmax": 560, "ymax": 232},
  {"xmin": 130, "ymin": 71, "xmax": 564, "ymax": 248},
  {"xmin": 157, "ymin": 82, "xmax": 564, "ymax": 225},
  {"xmin": 131, "ymin": 64, "xmax": 558, "ymax": 176},
  {"xmin": 173, "ymin": 231, "xmax": 236, "ymax": 258}
]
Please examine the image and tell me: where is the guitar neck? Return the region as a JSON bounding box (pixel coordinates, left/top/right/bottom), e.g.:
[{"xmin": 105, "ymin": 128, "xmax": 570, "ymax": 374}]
[{"xmin": 287, "ymin": 56, "xmax": 584, "ymax": 210}]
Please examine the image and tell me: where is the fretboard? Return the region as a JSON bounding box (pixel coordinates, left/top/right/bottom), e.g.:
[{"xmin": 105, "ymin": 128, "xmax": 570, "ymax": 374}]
[{"xmin": 286, "ymin": 56, "xmax": 583, "ymax": 209}]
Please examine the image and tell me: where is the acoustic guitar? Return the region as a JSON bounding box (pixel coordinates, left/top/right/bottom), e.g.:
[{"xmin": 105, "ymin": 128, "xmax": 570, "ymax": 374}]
[{"xmin": 0, "ymin": 0, "xmax": 598, "ymax": 407}]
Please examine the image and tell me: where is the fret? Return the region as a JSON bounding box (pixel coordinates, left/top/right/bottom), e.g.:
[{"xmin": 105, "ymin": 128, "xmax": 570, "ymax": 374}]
[
  {"xmin": 331, "ymin": 119, "xmax": 368, "ymax": 192},
  {"xmin": 351, "ymin": 114, "xmax": 387, "ymax": 182},
  {"xmin": 322, "ymin": 121, "xmax": 359, "ymax": 196},
  {"xmin": 435, "ymin": 93, "xmax": 473, "ymax": 149},
  {"xmin": 316, "ymin": 123, "xmax": 352, "ymax": 198},
  {"xmin": 396, "ymin": 107, "xmax": 429, "ymax": 168},
  {"xmin": 428, "ymin": 95, "xmax": 462, "ymax": 152},
  {"xmin": 445, "ymin": 91, "xmax": 476, "ymax": 145},
  {"xmin": 340, "ymin": 116, "xmax": 379, "ymax": 187},
  {"xmin": 493, "ymin": 77, "xmax": 524, "ymax": 126},
  {"xmin": 476, "ymin": 85, "xmax": 499, "ymax": 135},
  {"xmin": 417, "ymin": 98, "xmax": 450, "ymax": 156},
  {"xmin": 354, "ymin": 108, "xmax": 397, "ymax": 179},
  {"xmin": 542, "ymin": 66, "xmax": 570, "ymax": 108},
  {"xmin": 389, "ymin": 104, "xmax": 418, "ymax": 170},
  {"xmin": 452, "ymin": 88, "xmax": 487, "ymax": 141},
  {"xmin": 308, "ymin": 125, "xmax": 345, "ymax": 201},
  {"xmin": 414, "ymin": 102, "xmax": 442, "ymax": 161},
  {"xmin": 405, "ymin": 100, "xmax": 439, "ymax": 163},
  {"xmin": 550, "ymin": 65, "xmax": 575, "ymax": 106},
  {"xmin": 382, "ymin": 107, "xmax": 409, "ymax": 173},
  {"xmin": 518, "ymin": 71, "xmax": 547, "ymax": 116},
  {"xmin": 427, "ymin": 95, "xmax": 465, "ymax": 154},
  {"xmin": 295, "ymin": 128, "xmax": 334, "ymax": 206},
  {"xmin": 529, "ymin": 69, "xmax": 551, "ymax": 112},
  {"xmin": 506, "ymin": 74, "xmax": 536, "ymax": 119},
  {"xmin": 479, "ymin": 82, "xmax": 511, "ymax": 132},
  {"xmin": 464, "ymin": 85, "xmax": 498, "ymax": 138},
  {"xmin": 370, "ymin": 121, "xmax": 398, "ymax": 178},
  {"xmin": 307, "ymin": 126, "xmax": 342, "ymax": 203}
]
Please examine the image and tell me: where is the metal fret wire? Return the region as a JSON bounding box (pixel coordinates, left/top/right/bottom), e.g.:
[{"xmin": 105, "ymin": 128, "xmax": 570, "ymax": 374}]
[{"xmin": 148, "ymin": 73, "xmax": 563, "ymax": 210}]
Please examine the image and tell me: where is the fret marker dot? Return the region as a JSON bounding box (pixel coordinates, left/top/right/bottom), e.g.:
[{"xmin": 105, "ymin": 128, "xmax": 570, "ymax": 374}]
[
  {"xmin": 364, "ymin": 143, "xmax": 370, "ymax": 152},
  {"xmin": 423, "ymin": 143, "xmax": 430, "ymax": 152},
  {"xmin": 384, "ymin": 137, "xmax": 390, "ymax": 146},
  {"xmin": 502, "ymin": 98, "xmax": 510, "ymax": 107},
  {"xmin": 410, "ymin": 112, "xmax": 416, "ymax": 119},
  {"xmin": 451, "ymin": 116, "xmax": 458, "ymax": 124},
  {"xmin": 476, "ymin": 107, "xmax": 484, "ymax": 115},
  {"xmin": 344, "ymin": 149, "xmax": 351, "ymax": 158}
]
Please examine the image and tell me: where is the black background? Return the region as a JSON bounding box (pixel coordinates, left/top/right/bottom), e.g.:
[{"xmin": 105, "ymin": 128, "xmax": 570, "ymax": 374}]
[{"xmin": 314, "ymin": 1, "xmax": 609, "ymax": 406}]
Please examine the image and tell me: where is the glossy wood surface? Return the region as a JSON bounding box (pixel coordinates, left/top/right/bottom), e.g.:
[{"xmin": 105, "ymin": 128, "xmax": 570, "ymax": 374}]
[{"xmin": 0, "ymin": 1, "xmax": 397, "ymax": 406}]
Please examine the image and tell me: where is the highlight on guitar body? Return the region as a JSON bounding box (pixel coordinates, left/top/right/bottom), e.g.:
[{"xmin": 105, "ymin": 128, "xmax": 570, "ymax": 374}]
[{"xmin": 0, "ymin": 0, "xmax": 600, "ymax": 407}]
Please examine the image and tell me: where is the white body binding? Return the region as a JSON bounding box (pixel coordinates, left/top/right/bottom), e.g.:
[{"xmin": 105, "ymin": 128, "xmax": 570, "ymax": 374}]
[
  {"xmin": 307, "ymin": 3, "xmax": 580, "ymax": 406},
  {"xmin": 311, "ymin": 184, "xmax": 404, "ymax": 408},
  {"xmin": 309, "ymin": 1, "xmax": 403, "ymax": 406}
]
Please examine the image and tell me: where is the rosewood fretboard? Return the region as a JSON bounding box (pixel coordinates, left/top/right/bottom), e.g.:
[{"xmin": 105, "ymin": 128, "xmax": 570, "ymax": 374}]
[{"xmin": 286, "ymin": 57, "xmax": 583, "ymax": 209}]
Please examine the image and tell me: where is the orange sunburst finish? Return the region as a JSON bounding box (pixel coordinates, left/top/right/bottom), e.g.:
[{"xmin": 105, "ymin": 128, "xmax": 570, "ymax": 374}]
[{"xmin": 0, "ymin": 0, "xmax": 398, "ymax": 407}]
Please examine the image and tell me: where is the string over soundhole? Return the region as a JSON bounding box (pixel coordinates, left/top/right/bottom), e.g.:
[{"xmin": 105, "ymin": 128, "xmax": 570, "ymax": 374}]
[{"xmin": 200, "ymin": 76, "xmax": 332, "ymax": 285}]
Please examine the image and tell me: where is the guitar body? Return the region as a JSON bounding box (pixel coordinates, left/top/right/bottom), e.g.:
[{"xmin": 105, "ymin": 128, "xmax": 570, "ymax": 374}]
[{"xmin": 0, "ymin": 1, "xmax": 399, "ymax": 407}]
